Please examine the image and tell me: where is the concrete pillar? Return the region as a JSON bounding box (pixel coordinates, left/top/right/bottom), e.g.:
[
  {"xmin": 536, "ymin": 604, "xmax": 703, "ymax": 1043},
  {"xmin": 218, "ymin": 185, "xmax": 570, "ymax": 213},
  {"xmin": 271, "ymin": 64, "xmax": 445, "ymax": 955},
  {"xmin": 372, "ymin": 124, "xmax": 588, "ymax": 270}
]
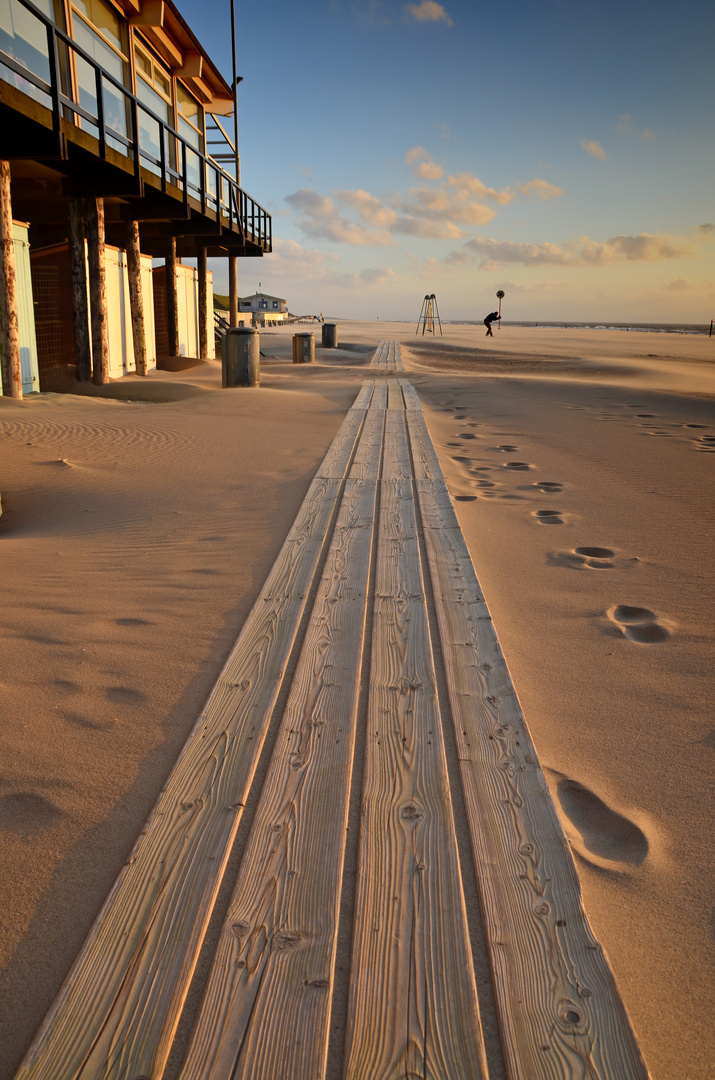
[
  {"xmin": 125, "ymin": 219, "xmax": 147, "ymax": 375},
  {"xmin": 197, "ymin": 246, "xmax": 208, "ymax": 360},
  {"xmin": 86, "ymin": 195, "xmax": 109, "ymax": 385},
  {"xmin": 0, "ymin": 160, "xmax": 22, "ymax": 398},
  {"xmin": 68, "ymin": 196, "xmax": 91, "ymax": 382},
  {"xmin": 165, "ymin": 235, "xmax": 179, "ymax": 357}
]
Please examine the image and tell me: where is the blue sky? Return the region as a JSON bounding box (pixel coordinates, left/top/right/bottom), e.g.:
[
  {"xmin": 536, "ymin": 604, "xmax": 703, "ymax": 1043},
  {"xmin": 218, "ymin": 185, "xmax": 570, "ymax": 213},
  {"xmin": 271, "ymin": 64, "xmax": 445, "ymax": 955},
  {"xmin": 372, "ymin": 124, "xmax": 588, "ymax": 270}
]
[{"xmin": 178, "ymin": 0, "xmax": 715, "ymax": 321}]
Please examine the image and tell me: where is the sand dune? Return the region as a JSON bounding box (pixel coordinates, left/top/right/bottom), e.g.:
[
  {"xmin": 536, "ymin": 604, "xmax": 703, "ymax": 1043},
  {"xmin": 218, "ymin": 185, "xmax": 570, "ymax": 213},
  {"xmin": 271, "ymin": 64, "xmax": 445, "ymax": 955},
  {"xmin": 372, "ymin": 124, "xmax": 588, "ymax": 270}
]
[{"xmin": 0, "ymin": 324, "xmax": 713, "ymax": 1079}]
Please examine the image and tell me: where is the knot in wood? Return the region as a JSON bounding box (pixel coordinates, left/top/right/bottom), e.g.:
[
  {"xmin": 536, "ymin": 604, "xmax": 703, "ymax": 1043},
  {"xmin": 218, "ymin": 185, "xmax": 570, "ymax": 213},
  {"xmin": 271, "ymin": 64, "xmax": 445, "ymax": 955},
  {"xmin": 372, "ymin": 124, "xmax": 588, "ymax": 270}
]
[
  {"xmin": 401, "ymin": 804, "xmax": 424, "ymax": 821},
  {"xmin": 560, "ymin": 1006, "xmax": 582, "ymax": 1026},
  {"xmin": 232, "ymin": 921, "xmax": 250, "ymax": 938},
  {"xmin": 274, "ymin": 930, "xmax": 303, "ymax": 950},
  {"xmin": 304, "ymin": 978, "xmax": 328, "ymax": 988},
  {"xmin": 535, "ymin": 903, "xmax": 550, "ymax": 916},
  {"xmin": 519, "ymin": 843, "xmax": 534, "ymax": 855}
]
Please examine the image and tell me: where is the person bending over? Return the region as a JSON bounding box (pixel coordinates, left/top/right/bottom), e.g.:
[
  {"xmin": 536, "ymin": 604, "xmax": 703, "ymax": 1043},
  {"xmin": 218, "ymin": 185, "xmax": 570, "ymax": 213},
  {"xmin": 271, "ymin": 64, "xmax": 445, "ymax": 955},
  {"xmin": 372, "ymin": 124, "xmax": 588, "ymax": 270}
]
[{"xmin": 484, "ymin": 311, "xmax": 500, "ymax": 337}]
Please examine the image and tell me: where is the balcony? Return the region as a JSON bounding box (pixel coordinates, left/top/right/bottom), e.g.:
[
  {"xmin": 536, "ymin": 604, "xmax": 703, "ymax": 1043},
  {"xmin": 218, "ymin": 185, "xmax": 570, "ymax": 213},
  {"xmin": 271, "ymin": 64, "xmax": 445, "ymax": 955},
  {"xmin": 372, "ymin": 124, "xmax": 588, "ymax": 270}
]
[{"xmin": 0, "ymin": 0, "xmax": 271, "ymax": 257}]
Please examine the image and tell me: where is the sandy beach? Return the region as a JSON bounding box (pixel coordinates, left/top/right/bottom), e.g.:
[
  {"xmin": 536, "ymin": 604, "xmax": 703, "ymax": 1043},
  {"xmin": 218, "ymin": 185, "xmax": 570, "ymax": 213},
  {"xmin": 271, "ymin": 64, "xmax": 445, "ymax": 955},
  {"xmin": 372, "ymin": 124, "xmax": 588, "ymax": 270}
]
[{"xmin": 1, "ymin": 321, "xmax": 713, "ymax": 1079}]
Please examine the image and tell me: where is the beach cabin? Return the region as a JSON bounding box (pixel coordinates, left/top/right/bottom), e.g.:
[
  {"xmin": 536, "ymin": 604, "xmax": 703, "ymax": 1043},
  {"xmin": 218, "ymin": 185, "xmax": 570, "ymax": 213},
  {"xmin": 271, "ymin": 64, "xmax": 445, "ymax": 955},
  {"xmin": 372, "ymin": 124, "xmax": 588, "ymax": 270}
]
[
  {"xmin": 0, "ymin": 0, "xmax": 271, "ymax": 394},
  {"xmin": 239, "ymin": 291, "xmax": 287, "ymax": 326}
]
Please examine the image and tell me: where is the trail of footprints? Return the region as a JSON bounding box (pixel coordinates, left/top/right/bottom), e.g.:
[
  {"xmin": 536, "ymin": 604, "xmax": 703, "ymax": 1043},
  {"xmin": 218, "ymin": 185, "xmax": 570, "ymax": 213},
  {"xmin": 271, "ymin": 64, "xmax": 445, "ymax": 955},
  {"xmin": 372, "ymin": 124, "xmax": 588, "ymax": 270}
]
[{"xmin": 440, "ymin": 399, "xmax": 672, "ymax": 646}]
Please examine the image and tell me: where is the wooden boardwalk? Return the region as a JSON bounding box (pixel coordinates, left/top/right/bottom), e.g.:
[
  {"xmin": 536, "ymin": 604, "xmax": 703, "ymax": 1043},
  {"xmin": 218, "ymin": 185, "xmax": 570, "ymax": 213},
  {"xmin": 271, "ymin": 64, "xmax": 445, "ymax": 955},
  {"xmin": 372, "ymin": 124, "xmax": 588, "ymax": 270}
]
[{"xmin": 16, "ymin": 346, "xmax": 649, "ymax": 1080}]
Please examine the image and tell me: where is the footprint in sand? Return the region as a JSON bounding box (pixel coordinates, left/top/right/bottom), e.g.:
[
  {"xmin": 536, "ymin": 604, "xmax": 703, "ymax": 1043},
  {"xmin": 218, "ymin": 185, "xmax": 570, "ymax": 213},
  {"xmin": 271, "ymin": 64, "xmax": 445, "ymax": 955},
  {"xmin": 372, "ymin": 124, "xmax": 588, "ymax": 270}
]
[
  {"xmin": 533, "ymin": 509, "xmax": 564, "ymax": 525},
  {"xmin": 106, "ymin": 685, "xmax": 147, "ymax": 705},
  {"xmin": 502, "ymin": 461, "xmax": 533, "ymax": 471},
  {"xmin": 446, "ymin": 442, "xmax": 463, "ymax": 448},
  {"xmin": 453, "ymin": 494, "xmax": 478, "ymax": 502},
  {"xmin": 685, "ymin": 423, "xmax": 707, "ymax": 429},
  {"xmin": 533, "ymin": 480, "xmax": 563, "ymax": 493},
  {"xmin": 497, "ymin": 444, "xmax": 518, "ymax": 452},
  {"xmin": 697, "ymin": 435, "xmax": 715, "ymax": 451},
  {"xmin": 457, "ymin": 433, "xmax": 478, "ymax": 440},
  {"xmin": 635, "ymin": 413, "xmax": 657, "ymax": 418},
  {"xmin": 608, "ymin": 604, "xmax": 670, "ymax": 643},
  {"xmin": 549, "ymin": 545, "xmax": 623, "ymax": 568},
  {"xmin": 556, "ymin": 778, "xmax": 649, "ymax": 865},
  {"xmin": 116, "ymin": 617, "xmax": 153, "ymax": 627}
]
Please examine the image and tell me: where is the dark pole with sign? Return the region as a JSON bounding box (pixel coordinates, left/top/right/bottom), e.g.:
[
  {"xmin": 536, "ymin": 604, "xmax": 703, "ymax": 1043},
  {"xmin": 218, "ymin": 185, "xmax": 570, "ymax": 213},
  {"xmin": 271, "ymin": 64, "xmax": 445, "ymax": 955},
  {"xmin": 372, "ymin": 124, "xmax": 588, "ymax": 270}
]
[{"xmin": 496, "ymin": 289, "xmax": 505, "ymax": 330}]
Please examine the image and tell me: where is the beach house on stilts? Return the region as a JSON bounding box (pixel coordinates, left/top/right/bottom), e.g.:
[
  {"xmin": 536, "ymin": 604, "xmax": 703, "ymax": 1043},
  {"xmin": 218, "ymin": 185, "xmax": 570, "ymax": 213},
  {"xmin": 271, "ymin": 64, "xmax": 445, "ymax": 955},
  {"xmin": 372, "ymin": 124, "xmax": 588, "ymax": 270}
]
[{"xmin": 0, "ymin": 0, "xmax": 271, "ymax": 394}]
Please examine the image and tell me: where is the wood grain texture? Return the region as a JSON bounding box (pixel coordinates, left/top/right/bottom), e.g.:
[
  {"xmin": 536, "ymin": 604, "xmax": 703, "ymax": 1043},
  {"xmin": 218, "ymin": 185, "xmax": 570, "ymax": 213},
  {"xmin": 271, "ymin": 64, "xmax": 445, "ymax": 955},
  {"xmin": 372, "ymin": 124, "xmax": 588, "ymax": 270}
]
[
  {"xmin": 181, "ymin": 412, "xmax": 382, "ymax": 1080},
  {"xmin": 16, "ymin": 389, "xmax": 371, "ymax": 1080},
  {"xmin": 343, "ymin": 407, "xmax": 487, "ymax": 1080},
  {"xmin": 403, "ymin": 403, "xmax": 650, "ymax": 1080}
]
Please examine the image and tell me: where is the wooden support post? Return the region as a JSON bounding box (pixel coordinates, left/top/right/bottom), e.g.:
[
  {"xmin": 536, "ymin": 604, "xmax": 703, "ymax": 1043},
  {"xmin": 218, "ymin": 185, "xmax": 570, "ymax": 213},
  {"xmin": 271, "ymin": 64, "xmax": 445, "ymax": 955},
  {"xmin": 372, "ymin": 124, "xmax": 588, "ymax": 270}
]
[
  {"xmin": 166, "ymin": 235, "xmax": 179, "ymax": 357},
  {"xmin": 228, "ymin": 254, "xmax": 237, "ymax": 328},
  {"xmin": 125, "ymin": 219, "xmax": 147, "ymax": 375},
  {"xmin": 197, "ymin": 246, "xmax": 208, "ymax": 359},
  {"xmin": 0, "ymin": 160, "xmax": 22, "ymax": 398},
  {"xmin": 86, "ymin": 196, "xmax": 109, "ymax": 385},
  {"xmin": 68, "ymin": 196, "xmax": 91, "ymax": 382}
]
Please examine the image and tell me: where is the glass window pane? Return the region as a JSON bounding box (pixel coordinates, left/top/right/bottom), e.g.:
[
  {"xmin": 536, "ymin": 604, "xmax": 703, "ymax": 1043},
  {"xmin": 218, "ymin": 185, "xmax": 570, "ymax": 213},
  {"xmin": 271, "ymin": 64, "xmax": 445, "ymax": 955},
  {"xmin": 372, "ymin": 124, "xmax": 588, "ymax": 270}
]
[
  {"xmin": 136, "ymin": 73, "xmax": 169, "ymax": 122},
  {"xmin": 134, "ymin": 44, "xmax": 150, "ymax": 77},
  {"xmin": 154, "ymin": 66, "xmax": 169, "ymax": 96},
  {"xmin": 72, "ymin": 16, "xmax": 124, "ymax": 81},
  {"xmin": 74, "ymin": 0, "xmax": 124, "ymax": 53}
]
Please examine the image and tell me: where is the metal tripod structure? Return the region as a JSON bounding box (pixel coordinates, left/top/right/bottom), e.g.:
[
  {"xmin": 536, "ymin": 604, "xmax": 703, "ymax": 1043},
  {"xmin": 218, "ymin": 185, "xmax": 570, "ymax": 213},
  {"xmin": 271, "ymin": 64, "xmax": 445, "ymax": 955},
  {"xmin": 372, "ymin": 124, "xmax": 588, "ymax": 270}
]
[{"xmin": 416, "ymin": 293, "xmax": 443, "ymax": 335}]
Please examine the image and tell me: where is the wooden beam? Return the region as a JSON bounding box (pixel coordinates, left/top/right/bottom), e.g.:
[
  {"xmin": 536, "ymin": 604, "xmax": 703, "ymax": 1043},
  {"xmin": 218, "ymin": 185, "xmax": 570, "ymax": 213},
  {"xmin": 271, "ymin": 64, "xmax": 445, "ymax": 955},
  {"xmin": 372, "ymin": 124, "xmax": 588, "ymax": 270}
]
[
  {"xmin": 178, "ymin": 51, "xmax": 203, "ymax": 78},
  {"xmin": 165, "ymin": 235, "xmax": 179, "ymax": 357},
  {"xmin": 67, "ymin": 196, "xmax": 92, "ymax": 382},
  {"xmin": 179, "ymin": 418, "xmax": 382, "ymax": 1079},
  {"xmin": 228, "ymin": 254, "xmax": 237, "ymax": 328},
  {"xmin": 343, "ymin": 407, "xmax": 488, "ymax": 1080},
  {"xmin": 129, "ymin": 0, "xmax": 164, "ymax": 26},
  {"xmin": 0, "ymin": 160, "xmax": 22, "ymax": 398},
  {"xmin": 197, "ymin": 246, "xmax": 208, "ymax": 360},
  {"xmin": 125, "ymin": 219, "xmax": 147, "ymax": 376},
  {"xmin": 86, "ymin": 196, "xmax": 109, "ymax": 385}
]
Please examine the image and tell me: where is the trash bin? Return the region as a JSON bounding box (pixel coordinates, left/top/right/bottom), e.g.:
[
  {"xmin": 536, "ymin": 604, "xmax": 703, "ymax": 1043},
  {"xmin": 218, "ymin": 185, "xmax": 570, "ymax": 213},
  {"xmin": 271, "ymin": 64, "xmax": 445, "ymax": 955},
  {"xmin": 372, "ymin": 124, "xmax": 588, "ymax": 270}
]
[
  {"xmin": 321, "ymin": 322, "xmax": 338, "ymax": 348},
  {"xmin": 293, "ymin": 332, "xmax": 315, "ymax": 364},
  {"xmin": 223, "ymin": 327, "xmax": 259, "ymax": 387}
]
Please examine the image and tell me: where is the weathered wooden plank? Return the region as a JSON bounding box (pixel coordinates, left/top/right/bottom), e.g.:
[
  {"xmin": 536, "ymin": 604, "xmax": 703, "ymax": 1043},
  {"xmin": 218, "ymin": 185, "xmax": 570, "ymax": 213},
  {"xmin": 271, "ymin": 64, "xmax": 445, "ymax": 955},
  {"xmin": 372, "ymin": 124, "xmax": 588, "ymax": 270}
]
[
  {"xmin": 343, "ymin": 409, "xmax": 487, "ymax": 1080},
  {"xmin": 16, "ymin": 389, "xmax": 371, "ymax": 1080},
  {"xmin": 125, "ymin": 219, "xmax": 147, "ymax": 375},
  {"xmin": 87, "ymin": 196, "xmax": 109, "ymax": 385},
  {"xmin": 386, "ymin": 378, "xmax": 403, "ymax": 410},
  {"xmin": 403, "ymin": 404, "xmax": 650, "ymax": 1080},
  {"xmin": 181, "ymin": 414, "xmax": 383, "ymax": 1080}
]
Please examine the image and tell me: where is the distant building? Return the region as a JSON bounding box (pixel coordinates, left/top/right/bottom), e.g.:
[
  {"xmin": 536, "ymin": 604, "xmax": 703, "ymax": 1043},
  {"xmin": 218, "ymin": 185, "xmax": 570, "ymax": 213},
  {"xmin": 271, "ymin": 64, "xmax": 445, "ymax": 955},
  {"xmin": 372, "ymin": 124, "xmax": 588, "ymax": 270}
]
[{"xmin": 239, "ymin": 292, "xmax": 287, "ymax": 325}]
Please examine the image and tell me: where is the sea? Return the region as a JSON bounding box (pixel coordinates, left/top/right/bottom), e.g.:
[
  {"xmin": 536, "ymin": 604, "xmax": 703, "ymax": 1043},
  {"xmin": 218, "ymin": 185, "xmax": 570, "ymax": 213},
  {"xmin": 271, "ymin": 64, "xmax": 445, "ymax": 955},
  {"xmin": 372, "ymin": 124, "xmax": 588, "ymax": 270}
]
[{"xmin": 447, "ymin": 321, "xmax": 711, "ymax": 335}]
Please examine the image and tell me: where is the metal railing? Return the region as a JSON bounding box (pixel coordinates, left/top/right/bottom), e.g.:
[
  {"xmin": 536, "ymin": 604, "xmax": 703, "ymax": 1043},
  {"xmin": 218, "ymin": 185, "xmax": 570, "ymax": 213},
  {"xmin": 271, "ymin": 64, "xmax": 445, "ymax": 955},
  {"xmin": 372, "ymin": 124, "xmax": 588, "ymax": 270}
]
[{"xmin": 0, "ymin": 0, "xmax": 271, "ymax": 250}]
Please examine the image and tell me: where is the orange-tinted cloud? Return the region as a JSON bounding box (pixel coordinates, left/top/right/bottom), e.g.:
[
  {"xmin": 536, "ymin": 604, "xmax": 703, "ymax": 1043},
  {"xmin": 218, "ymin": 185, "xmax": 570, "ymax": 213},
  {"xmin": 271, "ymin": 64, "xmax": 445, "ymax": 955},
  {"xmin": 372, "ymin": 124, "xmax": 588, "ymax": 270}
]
[
  {"xmin": 579, "ymin": 138, "xmax": 608, "ymax": 160},
  {"xmin": 405, "ymin": 1, "xmax": 453, "ymax": 25}
]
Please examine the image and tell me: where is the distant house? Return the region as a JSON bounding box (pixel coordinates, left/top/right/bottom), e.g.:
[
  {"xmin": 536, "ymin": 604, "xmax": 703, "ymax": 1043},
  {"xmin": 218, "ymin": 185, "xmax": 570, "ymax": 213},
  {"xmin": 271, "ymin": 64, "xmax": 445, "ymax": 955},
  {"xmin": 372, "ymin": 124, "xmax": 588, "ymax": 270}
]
[{"xmin": 239, "ymin": 292, "xmax": 287, "ymax": 325}]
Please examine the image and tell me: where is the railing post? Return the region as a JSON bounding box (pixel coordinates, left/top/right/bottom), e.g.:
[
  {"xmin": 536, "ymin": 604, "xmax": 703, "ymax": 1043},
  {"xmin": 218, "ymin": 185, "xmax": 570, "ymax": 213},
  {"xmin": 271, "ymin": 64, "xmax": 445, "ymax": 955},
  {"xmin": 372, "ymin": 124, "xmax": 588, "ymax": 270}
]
[
  {"xmin": 68, "ymin": 195, "xmax": 91, "ymax": 381},
  {"xmin": 131, "ymin": 98, "xmax": 140, "ymax": 190},
  {"xmin": 0, "ymin": 160, "xmax": 22, "ymax": 398},
  {"xmin": 159, "ymin": 127, "xmax": 167, "ymax": 193},
  {"xmin": 181, "ymin": 141, "xmax": 188, "ymax": 211},
  {"xmin": 46, "ymin": 23, "xmax": 62, "ymax": 153}
]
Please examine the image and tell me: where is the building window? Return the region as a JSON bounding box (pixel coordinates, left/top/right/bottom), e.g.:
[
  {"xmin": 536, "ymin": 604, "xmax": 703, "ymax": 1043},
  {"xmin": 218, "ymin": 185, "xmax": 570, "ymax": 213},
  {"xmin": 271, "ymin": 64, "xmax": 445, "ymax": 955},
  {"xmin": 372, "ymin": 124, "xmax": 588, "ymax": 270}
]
[
  {"xmin": 259, "ymin": 300, "xmax": 267, "ymax": 309},
  {"xmin": 0, "ymin": 0, "xmax": 69, "ymax": 108},
  {"xmin": 134, "ymin": 39, "xmax": 176, "ymax": 177},
  {"xmin": 69, "ymin": 0, "xmax": 130, "ymax": 149}
]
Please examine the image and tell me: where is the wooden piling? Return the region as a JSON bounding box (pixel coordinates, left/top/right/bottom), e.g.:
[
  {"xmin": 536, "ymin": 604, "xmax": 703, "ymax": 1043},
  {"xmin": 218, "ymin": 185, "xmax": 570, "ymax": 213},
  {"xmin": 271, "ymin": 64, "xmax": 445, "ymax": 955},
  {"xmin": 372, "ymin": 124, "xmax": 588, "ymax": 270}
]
[
  {"xmin": 197, "ymin": 246, "xmax": 208, "ymax": 359},
  {"xmin": 228, "ymin": 254, "xmax": 237, "ymax": 328},
  {"xmin": 68, "ymin": 196, "xmax": 91, "ymax": 382},
  {"xmin": 86, "ymin": 196, "xmax": 109, "ymax": 385},
  {"xmin": 125, "ymin": 219, "xmax": 147, "ymax": 376},
  {"xmin": 0, "ymin": 159, "xmax": 22, "ymax": 398},
  {"xmin": 166, "ymin": 235, "xmax": 179, "ymax": 357}
]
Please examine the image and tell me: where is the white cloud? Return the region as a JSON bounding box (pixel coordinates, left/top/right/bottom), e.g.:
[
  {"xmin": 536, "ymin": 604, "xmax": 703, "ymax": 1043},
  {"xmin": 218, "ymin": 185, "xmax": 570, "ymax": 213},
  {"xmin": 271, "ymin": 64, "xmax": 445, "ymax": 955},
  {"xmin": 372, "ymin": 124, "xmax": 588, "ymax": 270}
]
[
  {"xmin": 515, "ymin": 178, "xmax": 564, "ymax": 200},
  {"xmin": 457, "ymin": 231, "xmax": 694, "ymax": 268},
  {"xmin": 285, "ymin": 188, "xmax": 394, "ymax": 246},
  {"xmin": 405, "ymin": 1, "xmax": 453, "ymax": 25},
  {"xmin": 405, "ymin": 146, "xmax": 429, "ymax": 165},
  {"xmin": 335, "ymin": 188, "xmax": 399, "ymax": 227},
  {"xmin": 579, "ymin": 138, "xmax": 608, "ymax": 160},
  {"xmin": 414, "ymin": 160, "xmax": 445, "ymax": 180}
]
